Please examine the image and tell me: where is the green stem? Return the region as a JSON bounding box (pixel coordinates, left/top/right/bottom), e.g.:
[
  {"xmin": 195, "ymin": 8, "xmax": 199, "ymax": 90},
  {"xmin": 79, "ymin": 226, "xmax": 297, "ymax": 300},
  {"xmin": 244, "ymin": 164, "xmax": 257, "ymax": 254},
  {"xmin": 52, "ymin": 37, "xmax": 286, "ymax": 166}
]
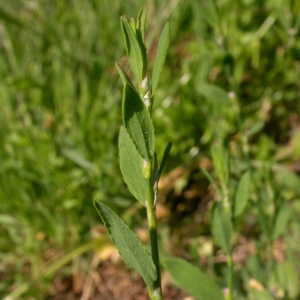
[
  {"xmin": 147, "ymin": 177, "xmax": 163, "ymax": 300},
  {"xmin": 147, "ymin": 206, "xmax": 163, "ymax": 300},
  {"xmin": 227, "ymin": 252, "xmax": 234, "ymax": 300},
  {"xmin": 221, "ymin": 182, "xmax": 230, "ymax": 213}
]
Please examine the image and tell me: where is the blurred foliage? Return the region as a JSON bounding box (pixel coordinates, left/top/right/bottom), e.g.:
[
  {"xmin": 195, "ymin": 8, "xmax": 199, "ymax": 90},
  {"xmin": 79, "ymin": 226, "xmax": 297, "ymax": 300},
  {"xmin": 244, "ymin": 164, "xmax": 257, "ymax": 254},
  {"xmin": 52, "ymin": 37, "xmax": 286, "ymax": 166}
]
[{"xmin": 0, "ymin": 0, "xmax": 300, "ymax": 299}]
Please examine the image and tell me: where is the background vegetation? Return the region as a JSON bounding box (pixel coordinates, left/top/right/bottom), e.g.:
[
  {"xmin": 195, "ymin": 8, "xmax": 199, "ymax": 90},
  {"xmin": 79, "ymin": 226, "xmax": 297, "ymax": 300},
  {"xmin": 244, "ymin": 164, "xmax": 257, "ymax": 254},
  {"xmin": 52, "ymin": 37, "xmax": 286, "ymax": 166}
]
[{"xmin": 1, "ymin": 0, "xmax": 300, "ymax": 299}]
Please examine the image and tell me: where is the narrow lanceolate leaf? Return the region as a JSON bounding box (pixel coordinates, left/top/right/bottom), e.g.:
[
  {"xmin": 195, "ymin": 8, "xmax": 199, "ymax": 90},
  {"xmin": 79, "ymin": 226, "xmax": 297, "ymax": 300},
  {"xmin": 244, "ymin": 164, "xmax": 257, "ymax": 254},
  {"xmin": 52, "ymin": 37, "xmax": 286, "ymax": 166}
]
[
  {"xmin": 197, "ymin": 83, "xmax": 229, "ymax": 103},
  {"xmin": 211, "ymin": 144, "xmax": 229, "ymax": 185},
  {"xmin": 134, "ymin": 8, "xmax": 148, "ymax": 83},
  {"xmin": 152, "ymin": 22, "xmax": 170, "ymax": 95},
  {"xmin": 123, "ymin": 83, "xmax": 154, "ymax": 161},
  {"xmin": 158, "ymin": 141, "xmax": 172, "ymax": 178},
  {"xmin": 119, "ymin": 126, "xmax": 149, "ymax": 206},
  {"xmin": 272, "ymin": 202, "xmax": 291, "ymax": 239},
  {"xmin": 94, "ymin": 201, "xmax": 157, "ymax": 292},
  {"xmin": 137, "ymin": 7, "xmax": 147, "ymax": 42},
  {"xmin": 130, "ymin": 17, "xmax": 136, "ymax": 32},
  {"xmin": 115, "ymin": 62, "xmax": 133, "ymax": 86},
  {"xmin": 211, "ymin": 202, "xmax": 232, "ymax": 254},
  {"xmin": 162, "ymin": 257, "xmax": 224, "ymax": 300},
  {"xmin": 233, "ymin": 171, "xmax": 251, "ymax": 217},
  {"xmin": 121, "ymin": 16, "xmax": 146, "ymax": 85},
  {"xmin": 200, "ymin": 167, "xmax": 222, "ymax": 196},
  {"xmin": 277, "ymin": 260, "xmax": 299, "ymax": 299}
]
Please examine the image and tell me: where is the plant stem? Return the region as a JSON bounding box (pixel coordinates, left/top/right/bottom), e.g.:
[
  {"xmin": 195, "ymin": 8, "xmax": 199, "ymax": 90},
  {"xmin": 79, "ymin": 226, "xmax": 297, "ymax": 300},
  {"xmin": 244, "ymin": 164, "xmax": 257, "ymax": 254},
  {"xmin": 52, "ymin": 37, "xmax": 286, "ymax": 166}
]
[
  {"xmin": 227, "ymin": 252, "xmax": 234, "ymax": 300},
  {"xmin": 147, "ymin": 177, "xmax": 163, "ymax": 300}
]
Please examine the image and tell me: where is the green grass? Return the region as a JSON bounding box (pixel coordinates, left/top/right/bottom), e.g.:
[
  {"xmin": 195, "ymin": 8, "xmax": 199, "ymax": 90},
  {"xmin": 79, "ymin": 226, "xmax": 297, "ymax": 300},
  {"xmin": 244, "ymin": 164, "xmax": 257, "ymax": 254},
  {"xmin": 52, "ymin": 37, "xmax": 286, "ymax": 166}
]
[{"xmin": 1, "ymin": 0, "xmax": 300, "ymax": 299}]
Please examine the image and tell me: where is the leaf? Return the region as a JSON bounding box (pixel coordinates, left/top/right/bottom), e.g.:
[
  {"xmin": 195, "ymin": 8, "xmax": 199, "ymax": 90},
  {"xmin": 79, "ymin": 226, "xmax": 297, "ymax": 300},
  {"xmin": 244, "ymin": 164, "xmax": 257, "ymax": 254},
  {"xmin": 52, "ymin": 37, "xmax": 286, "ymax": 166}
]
[
  {"xmin": 277, "ymin": 260, "xmax": 299, "ymax": 299},
  {"xmin": 211, "ymin": 144, "xmax": 229, "ymax": 185},
  {"xmin": 115, "ymin": 62, "xmax": 133, "ymax": 86},
  {"xmin": 130, "ymin": 17, "xmax": 136, "ymax": 32},
  {"xmin": 0, "ymin": 214, "xmax": 18, "ymax": 225},
  {"xmin": 0, "ymin": 6, "xmax": 27, "ymax": 29},
  {"xmin": 246, "ymin": 255, "xmax": 265, "ymax": 284},
  {"xmin": 119, "ymin": 127, "xmax": 149, "ymax": 206},
  {"xmin": 61, "ymin": 148, "xmax": 95, "ymax": 171},
  {"xmin": 280, "ymin": 167, "xmax": 300, "ymax": 194},
  {"xmin": 272, "ymin": 202, "xmax": 291, "ymax": 239},
  {"xmin": 153, "ymin": 152, "xmax": 159, "ymax": 183},
  {"xmin": 211, "ymin": 202, "xmax": 232, "ymax": 254},
  {"xmin": 192, "ymin": 1, "xmax": 218, "ymax": 28},
  {"xmin": 123, "ymin": 83, "xmax": 154, "ymax": 161},
  {"xmin": 158, "ymin": 141, "xmax": 172, "ymax": 178},
  {"xmin": 162, "ymin": 257, "xmax": 223, "ymax": 300},
  {"xmin": 233, "ymin": 171, "xmax": 251, "ymax": 217},
  {"xmin": 137, "ymin": 7, "xmax": 147, "ymax": 43},
  {"xmin": 94, "ymin": 201, "xmax": 157, "ymax": 292},
  {"xmin": 197, "ymin": 83, "xmax": 229, "ymax": 103},
  {"xmin": 247, "ymin": 121, "xmax": 264, "ymax": 138},
  {"xmin": 121, "ymin": 16, "xmax": 145, "ymax": 85},
  {"xmin": 248, "ymin": 288, "xmax": 274, "ymax": 300},
  {"xmin": 152, "ymin": 22, "xmax": 170, "ymax": 95},
  {"xmin": 200, "ymin": 167, "xmax": 222, "ymax": 196}
]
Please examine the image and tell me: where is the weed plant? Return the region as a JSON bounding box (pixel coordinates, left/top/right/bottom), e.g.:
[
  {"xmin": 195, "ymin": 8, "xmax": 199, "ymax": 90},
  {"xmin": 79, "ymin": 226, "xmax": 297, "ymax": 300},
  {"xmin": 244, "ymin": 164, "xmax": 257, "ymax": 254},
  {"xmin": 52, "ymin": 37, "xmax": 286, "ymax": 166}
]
[{"xmin": 1, "ymin": 1, "xmax": 300, "ymax": 299}]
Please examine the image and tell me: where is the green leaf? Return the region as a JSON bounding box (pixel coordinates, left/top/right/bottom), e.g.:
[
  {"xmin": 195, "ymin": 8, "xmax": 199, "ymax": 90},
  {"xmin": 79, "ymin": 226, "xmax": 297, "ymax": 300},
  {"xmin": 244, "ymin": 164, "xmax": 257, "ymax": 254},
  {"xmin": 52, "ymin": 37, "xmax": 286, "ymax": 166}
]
[
  {"xmin": 247, "ymin": 121, "xmax": 265, "ymax": 138},
  {"xmin": 280, "ymin": 167, "xmax": 300, "ymax": 194},
  {"xmin": 248, "ymin": 288, "xmax": 274, "ymax": 300},
  {"xmin": 211, "ymin": 144, "xmax": 229, "ymax": 185},
  {"xmin": 94, "ymin": 201, "xmax": 157, "ymax": 292},
  {"xmin": 200, "ymin": 167, "xmax": 222, "ymax": 196},
  {"xmin": 152, "ymin": 22, "xmax": 170, "ymax": 95},
  {"xmin": 0, "ymin": 214, "xmax": 18, "ymax": 225},
  {"xmin": 137, "ymin": 7, "xmax": 147, "ymax": 43},
  {"xmin": 272, "ymin": 202, "xmax": 291, "ymax": 239},
  {"xmin": 277, "ymin": 260, "xmax": 299, "ymax": 299},
  {"xmin": 153, "ymin": 152, "xmax": 159, "ymax": 183},
  {"xmin": 119, "ymin": 127, "xmax": 149, "ymax": 206},
  {"xmin": 135, "ymin": 12, "xmax": 147, "ymax": 79},
  {"xmin": 198, "ymin": 83, "xmax": 229, "ymax": 103},
  {"xmin": 0, "ymin": 6, "xmax": 28, "ymax": 29},
  {"xmin": 130, "ymin": 17, "xmax": 136, "ymax": 32},
  {"xmin": 123, "ymin": 83, "xmax": 154, "ymax": 161},
  {"xmin": 158, "ymin": 141, "xmax": 172, "ymax": 178},
  {"xmin": 211, "ymin": 202, "xmax": 232, "ymax": 254},
  {"xmin": 115, "ymin": 62, "xmax": 133, "ymax": 86},
  {"xmin": 162, "ymin": 257, "xmax": 224, "ymax": 300},
  {"xmin": 233, "ymin": 171, "xmax": 251, "ymax": 217},
  {"xmin": 121, "ymin": 16, "xmax": 146, "ymax": 85},
  {"xmin": 192, "ymin": 1, "xmax": 218, "ymax": 28},
  {"xmin": 62, "ymin": 148, "xmax": 95, "ymax": 171}
]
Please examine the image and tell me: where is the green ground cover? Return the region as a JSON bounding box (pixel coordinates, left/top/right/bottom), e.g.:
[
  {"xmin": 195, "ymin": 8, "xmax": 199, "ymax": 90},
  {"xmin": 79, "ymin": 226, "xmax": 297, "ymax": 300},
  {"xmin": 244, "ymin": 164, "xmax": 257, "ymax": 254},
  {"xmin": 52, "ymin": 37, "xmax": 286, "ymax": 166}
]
[{"xmin": 1, "ymin": 0, "xmax": 300, "ymax": 299}]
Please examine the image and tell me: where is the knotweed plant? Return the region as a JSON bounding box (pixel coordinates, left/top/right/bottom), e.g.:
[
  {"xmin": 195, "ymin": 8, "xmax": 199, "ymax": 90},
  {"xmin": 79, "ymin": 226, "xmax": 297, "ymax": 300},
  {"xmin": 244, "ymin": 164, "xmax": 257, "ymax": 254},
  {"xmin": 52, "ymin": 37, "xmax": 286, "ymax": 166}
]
[
  {"xmin": 94, "ymin": 8, "xmax": 232, "ymax": 300},
  {"xmin": 94, "ymin": 7, "xmax": 253, "ymax": 300},
  {"xmin": 94, "ymin": 8, "xmax": 170, "ymax": 300}
]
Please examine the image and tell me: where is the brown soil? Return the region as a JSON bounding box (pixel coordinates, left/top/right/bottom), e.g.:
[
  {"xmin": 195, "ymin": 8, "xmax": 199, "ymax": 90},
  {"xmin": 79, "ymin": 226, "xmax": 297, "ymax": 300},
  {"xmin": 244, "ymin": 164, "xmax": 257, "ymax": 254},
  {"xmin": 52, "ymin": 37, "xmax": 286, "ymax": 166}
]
[{"xmin": 47, "ymin": 259, "xmax": 192, "ymax": 300}]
